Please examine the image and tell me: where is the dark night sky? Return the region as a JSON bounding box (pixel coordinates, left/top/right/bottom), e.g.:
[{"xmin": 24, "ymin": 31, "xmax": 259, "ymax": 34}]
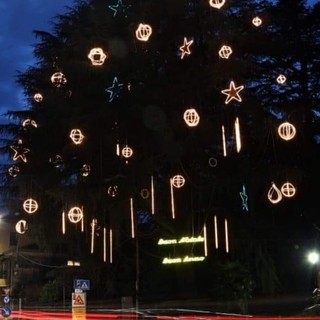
[{"xmin": 0, "ymin": 0, "xmax": 318, "ymax": 123}]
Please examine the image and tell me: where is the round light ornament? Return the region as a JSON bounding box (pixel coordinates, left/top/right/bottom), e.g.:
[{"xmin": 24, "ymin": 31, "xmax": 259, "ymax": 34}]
[
  {"xmin": 51, "ymin": 72, "xmax": 67, "ymax": 87},
  {"xmin": 278, "ymin": 122, "xmax": 296, "ymax": 141},
  {"xmin": 136, "ymin": 23, "xmax": 152, "ymax": 41},
  {"xmin": 277, "ymin": 74, "xmax": 287, "ymax": 84},
  {"xmin": 171, "ymin": 175, "xmax": 186, "ymax": 188},
  {"xmin": 15, "ymin": 220, "xmax": 28, "ymax": 234},
  {"xmin": 281, "ymin": 182, "xmax": 296, "ymax": 198},
  {"xmin": 33, "ymin": 93, "xmax": 43, "ymax": 102},
  {"xmin": 122, "ymin": 146, "xmax": 133, "ymax": 158},
  {"xmin": 183, "ymin": 108, "xmax": 200, "ymax": 127},
  {"xmin": 68, "ymin": 206, "xmax": 83, "ymax": 223},
  {"xmin": 208, "ymin": 157, "xmax": 218, "ymax": 167},
  {"xmin": 267, "ymin": 183, "xmax": 282, "ymax": 204},
  {"xmin": 209, "ymin": 0, "xmax": 225, "ymax": 9},
  {"xmin": 252, "ymin": 16, "xmax": 262, "ymax": 27},
  {"xmin": 70, "ymin": 129, "xmax": 85, "ymax": 145},
  {"xmin": 107, "ymin": 185, "xmax": 118, "ymax": 197},
  {"xmin": 23, "ymin": 198, "xmax": 39, "ymax": 214},
  {"xmin": 8, "ymin": 165, "xmax": 20, "ymax": 177},
  {"xmin": 81, "ymin": 164, "xmax": 91, "ymax": 177},
  {"xmin": 140, "ymin": 188, "xmax": 150, "ymax": 199},
  {"xmin": 218, "ymin": 45, "xmax": 232, "ymax": 59},
  {"xmin": 88, "ymin": 47, "xmax": 108, "ymax": 66}
]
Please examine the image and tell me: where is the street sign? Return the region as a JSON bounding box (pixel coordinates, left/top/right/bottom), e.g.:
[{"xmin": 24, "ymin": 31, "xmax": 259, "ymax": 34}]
[
  {"xmin": 3, "ymin": 295, "xmax": 10, "ymax": 304},
  {"xmin": 73, "ymin": 279, "xmax": 90, "ymax": 291},
  {"xmin": 1, "ymin": 306, "xmax": 11, "ymax": 317},
  {"xmin": 72, "ymin": 292, "xmax": 86, "ymax": 308}
]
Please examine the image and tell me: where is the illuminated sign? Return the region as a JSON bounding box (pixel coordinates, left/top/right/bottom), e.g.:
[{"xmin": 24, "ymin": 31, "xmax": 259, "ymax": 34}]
[
  {"xmin": 162, "ymin": 256, "xmax": 205, "ymax": 264},
  {"xmin": 158, "ymin": 235, "xmax": 204, "ymax": 245}
]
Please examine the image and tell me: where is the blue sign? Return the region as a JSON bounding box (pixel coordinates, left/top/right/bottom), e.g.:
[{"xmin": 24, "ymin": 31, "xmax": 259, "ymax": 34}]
[
  {"xmin": 74, "ymin": 279, "xmax": 90, "ymax": 290},
  {"xmin": 1, "ymin": 306, "xmax": 11, "ymax": 317},
  {"xmin": 3, "ymin": 295, "xmax": 10, "ymax": 304}
]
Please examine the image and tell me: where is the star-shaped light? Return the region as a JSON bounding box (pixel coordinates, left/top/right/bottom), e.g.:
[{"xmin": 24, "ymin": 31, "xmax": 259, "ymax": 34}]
[
  {"xmin": 239, "ymin": 185, "xmax": 249, "ymax": 211},
  {"xmin": 105, "ymin": 77, "xmax": 124, "ymax": 102},
  {"xmin": 179, "ymin": 37, "xmax": 194, "ymax": 59},
  {"xmin": 10, "ymin": 139, "xmax": 30, "ymax": 163},
  {"xmin": 108, "ymin": 0, "xmax": 131, "ymax": 17},
  {"xmin": 221, "ymin": 81, "xmax": 244, "ymax": 104}
]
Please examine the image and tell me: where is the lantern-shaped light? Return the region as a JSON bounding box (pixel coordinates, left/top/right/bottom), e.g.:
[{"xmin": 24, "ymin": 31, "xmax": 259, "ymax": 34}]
[
  {"xmin": 278, "ymin": 122, "xmax": 296, "ymax": 141},
  {"xmin": 136, "ymin": 23, "xmax": 152, "ymax": 41},
  {"xmin": 218, "ymin": 45, "xmax": 232, "ymax": 59},
  {"xmin": 15, "ymin": 220, "xmax": 28, "ymax": 234},
  {"xmin": 88, "ymin": 48, "xmax": 108, "ymax": 66},
  {"xmin": 252, "ymin": 16, "xmax": 262, "ymax": 27},
  {"xmin": 277, "ymin": 74, "xmax": 287, "ymax": 84},
  {"xmin": 171, "ymin": 175, "xmax": 186, "ymax": 188},
  {"xmin": 209, "ymin": 0, "xmax": 225, "ymax": 9},
  {"xmin": 183, "ymin": 108, "xmax": 200, "ymax": 127},
  {"xmin": 8, "ymin": 165, "xmax": 20, "ymax": 177},
  {"xmin": 70, "ymin": 129, "xmax": 85, "ymax": 145},
  {"xmin": 68, "ymin": 207, "xmax": 83, "ymax": 223},
  {"xmin": 23, "ymin": 198, "xmax": 39, "ymax": 214},
  {"xmin": 122, "ymin": 146, "xmax": 133, "ymax": 158},
  {"xmin": 51, "ymin": 72, "xmax": 67, "ymax": 87},
  {"xmin": 33, "ymin": 93, "xmax": 43, "ymax": 102},
  {"xmin": 281, "ymin": 182, "xmax": 296, "ymax": 198}
]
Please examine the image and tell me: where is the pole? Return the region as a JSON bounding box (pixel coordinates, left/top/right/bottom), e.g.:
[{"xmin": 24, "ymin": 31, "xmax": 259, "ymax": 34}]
[{"xmin": 135, "ymin": 228, "xmax": 139, "ymax": 311}]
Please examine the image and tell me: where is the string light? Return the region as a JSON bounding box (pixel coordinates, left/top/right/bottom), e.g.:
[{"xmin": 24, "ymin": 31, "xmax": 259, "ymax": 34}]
[
  {"xmin": 222, "ymin": 125, "xmax": 227, "ymax": 157},
  {"xmin": 203, "ymin": 224, "xmax": 208, "ymax": 257},
  {"xmin": 170, "ymin": 178, "xmax": 175, "ymax": 219},
  {"xmin": 151, "ymin": 175, "xmax": 155, "ymax": 215},
  {"xmin": 214, "ymin": 215, "xmax": 219, "ymax": 249},
  {"xmin": 235, "ymin": 117, "xmax": 241, "ymax": 153},
  {"xmin": 130, "ymin": 198, "xmax": 135, "ymax": 238},
  {"xmin": 225, "ymin": 219, "xmax": 229, "ymax": 253}
]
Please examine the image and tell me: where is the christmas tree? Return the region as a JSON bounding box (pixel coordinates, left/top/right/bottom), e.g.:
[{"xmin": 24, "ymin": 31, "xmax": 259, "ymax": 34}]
[{"xmin": 1, "ymin": 0, "xmax": 320, "ymax": 308}]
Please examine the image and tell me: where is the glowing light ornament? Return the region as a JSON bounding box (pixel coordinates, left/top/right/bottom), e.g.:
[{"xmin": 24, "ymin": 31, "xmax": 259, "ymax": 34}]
[
  {"xmin": 183, "ymin": 108, "xmax": 200, "ymax": 127},
  {"xmin": 80, "ymin": 164, "xmax": 91, "ymax": 177},
  {"xmin": 88, "ymin": 48, "xmax": 107, "ymax": 66},
  {"xmin": 22, "ymin": 119, "xmax": 37, "ymax": 128},
  {"xmin": 234, "ymin": 117, "xmax": 241, "ymax": 153},
  {"xmin": 105, "ymin": 77, "xmax": 124, "ymax": 102},
  {"xmin": 171, "ymin": 175, "xmax": 185, "ymax": 188},
  {"xmin": 69, "ymin": 129, "xmax": 85, "ymax": 145},
  {"xmin": 252, "ymin": 16, "xmax": 262, "ymax": 27},
  {"xmin": 170, "ymin": 178, "xmax": 176, "ymax": 219},
  {"xmin": 103, "ymin": 227, "xmax": 107, "ymax": 262},
  {"xmin": 267, "ymin": 182, "xmax": 282, "ymax": 204},
  {"xmin": 179, "ymin": 37, "xmax": 194, "ymax": 59},
  {"xmin": 8, "ymin": 165, "xmax": 20, "ymax": 177},
  {"xmin": 151, "ymin": 175, "xmax": 155, "ymax": 215},
  {"xmin": 50, "ymin": 72, "xmax": 67, "ymax": 87},
  {"xmin": 281, "ymin": 182, "xmax": 296, "ymax": 198},
  {"xmin": 135, "ymin": 23, "xmax": 152, "ymax": 41},
  {"xmin": 23, "ymin": 198, "xmax": 39, "ymax": 214},
  {"xmin": 221, "ymin": 81, "xmax": 244, "ymax": 104},
  {"xmin": 15, "ymin": 220, "xmax": 28, "ymax": 234},
  {"xmin": 240, "ymin": 185, "xmax": 249, "ymax": 211},
  {"xmin": 122, "ymin": 145, "xmax": 133, "ymax": 159},
  {"xmin": 107, "ymin": 185, "xmax": 118, "ymax": 197},
  {"xmin": 68, "ymin": 206, "xmax": 83, "ymax": 223},
  {"xmin": 203, "ymin": 224, "xmax": 208, "ymax": 257},
  {"xmin": 218, "ymin": 45, "xmax": 232, "ymax": 59},
  {"xmin": 209, "ymin": 0, "xmax": 225, "ymax": 9},
  {"xmin": 33, "ymin": 93, "xmax": 43, "ymax": 102},
  {"xmin": 10, "ymin": 139, "xmax": 30, "ymax": 163},
  {"xmin": 208, "ymin": 157, "xmax": 218, "ymax": 167},
  {"xmin": 62, "ymin": 212, "xmax": 66, "ymax": 235},
  {"xmin": 130, "ymin": 198, "xmax": 135, "ymax": 238},
  {"xmin": 278, "ymin": 121, "xmax": 296, "ymax": 141},
  {"xmin": 214, "ymin": 215, "xmax": 219, "ymax": 249},
  {"xmin": 225, "ymin": 219, "xmax": 229, "ymax": 253},
  {"xmin": 140, "ymin": 188, "xmax": 149, "ymax": 199},
  {"xmin": 277, "ymin": 74, "xmax": 287, "ymax": 84},
  {"xmin": 222, "ymin": 125, "xmax": 227, "ymax": 157},
  {"xmin": 108, "ymin": 0, "xmax": 131, "ymax": 17},
  {"xmin": 91, "ymin": 219, "xmax": 97, "ymax": 254}
]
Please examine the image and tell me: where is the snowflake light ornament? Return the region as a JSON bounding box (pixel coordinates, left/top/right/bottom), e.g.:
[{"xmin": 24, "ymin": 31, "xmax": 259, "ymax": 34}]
[
  {"xmin": 51, "ymin": 72, "xmax": 67, "ymax": 87},
  {"xmin": 252, "ymin": 16, "xmax": 262, "ymax": 27},
  {"xmin": 277, "ymin": 74, "xmax": 287, "ymax": 84},
  {"xmin": 136, "ymin": 23, "xmax": 152, "ymax": 41},
  {"xmin": 171, "ymin": 175, "xmax": 186, "ymax": 188},
  {"xmin": 33, "ymin": 93, "xmax": 43, "ymax": 102},
  {"xmin": 183, "ymin": 108, "xmax": 200, "ymax": 127},
  {"xmin": 23, "ymin": 198, "xmax": 39, "ymax": 214},
  {"xmin": 70, "ymin": 129, "xmax": 85, "ymax": 145},
  {"xmin": 68, "ymin": 207, "xmax": 83, "ymax": 223},
  {"xmin": 278, "ymin": 122, "xmax": 296, "ymax": 141}
]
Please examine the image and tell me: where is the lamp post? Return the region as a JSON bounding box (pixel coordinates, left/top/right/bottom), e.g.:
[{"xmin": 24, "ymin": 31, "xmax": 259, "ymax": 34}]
[{"xmin": 307, "ymin": 251, "xmax": 320, "ymax": 290}]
